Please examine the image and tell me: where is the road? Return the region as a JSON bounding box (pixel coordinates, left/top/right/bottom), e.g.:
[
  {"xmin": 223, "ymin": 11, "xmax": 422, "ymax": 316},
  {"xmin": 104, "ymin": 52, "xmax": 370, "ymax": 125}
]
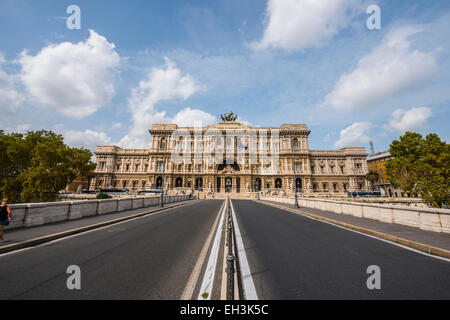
[
  {"xmin": 0, "ymin": 199, "xmax": 449, "ymax": 300},
  {"xmin": 232, "ymin": 200, "xmax": 450, "ymax": 299},
  {"xmin": 0, "ymin": 200, "xmax": 223, "ymax": 300}
]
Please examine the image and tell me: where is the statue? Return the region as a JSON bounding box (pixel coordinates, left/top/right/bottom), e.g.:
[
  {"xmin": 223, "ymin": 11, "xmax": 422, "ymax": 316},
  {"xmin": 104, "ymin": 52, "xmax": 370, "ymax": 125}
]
[{"xmin": 220, "ymin": 112, "xmax": 238, "ymax": 122}]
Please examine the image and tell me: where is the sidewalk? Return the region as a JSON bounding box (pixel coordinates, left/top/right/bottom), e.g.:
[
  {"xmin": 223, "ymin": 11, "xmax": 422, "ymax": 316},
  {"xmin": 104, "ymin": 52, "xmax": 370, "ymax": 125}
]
[
  {"xmin": 0, "ymin": 200, "xmax": 197, "ymax": 252},
  {"xmin": 260, "ymin": 200, "xmax": 450, "ymax": 257}
]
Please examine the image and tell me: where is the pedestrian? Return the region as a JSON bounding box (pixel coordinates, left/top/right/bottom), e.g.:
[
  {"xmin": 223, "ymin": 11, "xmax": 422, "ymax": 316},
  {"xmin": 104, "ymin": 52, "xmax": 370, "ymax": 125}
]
[{"xmin": 0, "ymin": 198, "xmax": 12, "ymax": 242}]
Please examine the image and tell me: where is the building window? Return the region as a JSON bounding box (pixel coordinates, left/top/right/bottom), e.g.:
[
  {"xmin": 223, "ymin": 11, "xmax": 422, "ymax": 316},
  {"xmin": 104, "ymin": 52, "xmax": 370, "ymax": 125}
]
[
  {"xmin": 275, "ymin": 178, "xmax": 282, "ymax": 189},
  {"xmin": 333, "ymin": 183, "xmax": 337, "ymax": 191},
  {"xmin": 273, "ymin": 141, "xmax": 279, "ymax": 150},
  {"xmin": 311, "ymin": 166, "xmax": 315, "ymax": 173},
  {"xmin": 292, "ymin": 138, "xmax": 299, "ymax": 150},
  {"xmin": 343, "ymin": 183, "xmax": 347, "ymax": 192},
  {"xmin": 142, "ymin": 181, "xmax": 146, "ymax": 189},
  {"xmin": 188, "ymin": 164, "xmax": 192, "ymax": 172},
  {"xmin": 125, "ymin": 164, "xmax": 130, "ymax": 172},
  {"xmin": 323, "ymin": 183, "xmax": 327, "ymax": 191},
  {"xmin": 160, "ymin": 138, "xmax": 167, "ymax": 149},
  {"xmin": 340, "ymin": 166, "xmax": 345, "ymax": 174},
  {"xmin": 295, "ymin": 162, "xmax": 301, "ymax": 172},
  {"xmin": 320, "ymin": 166, "xmax": 325, "ymax": 174},
  {"xmin": 330, "ymin": 166, "xmax": 335, "ymax": 173},
  {"xmin": 135, "ymin": 164, "xmax": 140, "ymax": 172},
  {"xmin": 313, "ymin": 183, "xmax": 317, "ymax": 192},
  {"xmin": 178, "ymin": 164, "xmax": 183, "ymax": 172},
  {"xmin": 156, "ymin": 161, "xmax": 164, "ymax": 172},
  {"xmin": 99, "ymin": 162, "xmax": 106, "ymax": 170},
  {"xmin": 197, "ymin": 164, "xmax": 202, "ymax": 172},
  {"xmin": 122, "ymin": 181, "xmax": 128, "ymax": 188},
  {"xmin": 133, "ymin": 181, "xmax": 138, "ymax": 189},
  {"xmin": 116, "ymin": 165, "xmax": 120, "ymax": 171},
  {"xmin": 144, "ymin": 164, "xmax": 148, "ymax": 172}
]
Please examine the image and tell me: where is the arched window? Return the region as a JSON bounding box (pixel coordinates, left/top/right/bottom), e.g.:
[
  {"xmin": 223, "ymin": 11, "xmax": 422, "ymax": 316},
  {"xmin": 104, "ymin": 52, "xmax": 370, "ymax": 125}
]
[
  {"xmin": 176, "ymin": 177, "xmax": 183, "ymax": 188},
  {"xmin": 156, "ymin": 177, "xmax": 163, "ymax": 189},
  {"xmin": 160, "ymin": 138, "xmax": 167, "ymax": 149},
  {"xmin": 292, "ymin": 138, "xmax": 299, "ymax": 150},
  {"xmin": 275, "ymin": 178, "xmax": 282, "ymax": 189},
  {"xmin": 295, "ymin": 178, "xmax": 302, "ymax": 191},
  {"xmin": 195, "ymin": 177, "xmax": 203, "ymax": 191},
  {"xmin": 254, "ymin": 178, "xmax": 262, "ymax": 192},
  {"xmin": 178, "ymin": 137, "xmax": 184, "ymax": 151}
]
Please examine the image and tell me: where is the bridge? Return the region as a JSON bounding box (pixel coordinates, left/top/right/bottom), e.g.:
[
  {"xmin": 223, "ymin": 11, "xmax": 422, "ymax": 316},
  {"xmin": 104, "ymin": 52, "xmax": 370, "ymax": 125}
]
[{"xmin": 0, "ymin": 196, "xmax": 449, "ymax": 300}]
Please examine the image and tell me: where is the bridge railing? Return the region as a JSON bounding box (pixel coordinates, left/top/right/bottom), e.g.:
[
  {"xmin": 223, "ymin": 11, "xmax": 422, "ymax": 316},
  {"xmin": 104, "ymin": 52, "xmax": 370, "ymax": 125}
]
[
  {"xmin": 260, "ymin": 196, "xmax": 450, "ymax": 234},
  {"xmin": 5, "ymin": 195, "xmax": 190, "ymax": 230}
]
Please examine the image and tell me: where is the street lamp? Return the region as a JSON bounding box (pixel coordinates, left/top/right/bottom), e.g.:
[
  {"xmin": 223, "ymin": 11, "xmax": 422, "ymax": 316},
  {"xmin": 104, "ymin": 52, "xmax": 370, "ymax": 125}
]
[{"xmin": 291, "ymin": 137, "xmax": 299, "ymax": 208}]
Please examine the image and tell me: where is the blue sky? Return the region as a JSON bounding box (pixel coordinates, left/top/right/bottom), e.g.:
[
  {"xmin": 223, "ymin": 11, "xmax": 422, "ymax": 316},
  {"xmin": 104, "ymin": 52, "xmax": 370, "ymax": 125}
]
[{"xmin": 0, "ymin": 0, "xmax": 449, "ymax": 152}]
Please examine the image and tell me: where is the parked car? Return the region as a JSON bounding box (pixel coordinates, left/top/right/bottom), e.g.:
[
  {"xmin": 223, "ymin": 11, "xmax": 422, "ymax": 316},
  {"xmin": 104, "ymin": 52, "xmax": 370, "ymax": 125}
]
[
  {"xmin": 82, "ymin": 190, "xmax": 98, "ymax": 194},
  {"xmin": 137, "ymin": 189, "xmax": 166, "ymax": 196},
  {"xmin": 100, "ymin": 188, "xmax": 130, "ymax": 195}
]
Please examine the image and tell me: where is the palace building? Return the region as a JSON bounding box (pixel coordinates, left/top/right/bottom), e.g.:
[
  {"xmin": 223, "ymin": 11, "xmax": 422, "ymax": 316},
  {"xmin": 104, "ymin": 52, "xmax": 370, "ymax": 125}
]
[{"xmin": 91, "ymin": 122, "xmax": 369, "ymax": 196}]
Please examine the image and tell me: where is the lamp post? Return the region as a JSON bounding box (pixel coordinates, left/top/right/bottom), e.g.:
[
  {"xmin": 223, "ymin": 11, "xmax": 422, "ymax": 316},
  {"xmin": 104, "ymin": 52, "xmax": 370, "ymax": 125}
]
[{"xmin": 291, "ymin": 137, "xmax": 299, "ymax": 208}]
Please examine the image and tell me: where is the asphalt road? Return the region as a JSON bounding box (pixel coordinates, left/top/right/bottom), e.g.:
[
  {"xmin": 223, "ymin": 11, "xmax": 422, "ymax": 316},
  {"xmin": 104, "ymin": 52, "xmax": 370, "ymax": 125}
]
[
  {"xmin": 232, "ymin": 200, "xmax": 450, "ymax": 300},
  {"xmin": 0, "ymin": 200, "xmax": 223, "ymax": 300}
]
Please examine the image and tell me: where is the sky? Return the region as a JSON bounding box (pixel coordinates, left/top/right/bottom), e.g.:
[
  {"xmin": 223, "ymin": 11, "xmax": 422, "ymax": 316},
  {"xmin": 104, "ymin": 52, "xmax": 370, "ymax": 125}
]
[{"xmin": 0, "ymin": 0, "xmax": 449, "ymax": 153}]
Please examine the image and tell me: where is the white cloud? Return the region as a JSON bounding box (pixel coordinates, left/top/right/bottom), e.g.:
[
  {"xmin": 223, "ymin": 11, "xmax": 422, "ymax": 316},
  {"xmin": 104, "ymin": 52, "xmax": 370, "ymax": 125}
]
[
  {"xmin": 3, "ymin": 123, "xmax": 31, "ymax": 133},
  {"xmin": 253, "ymin": 0, "xmax": 364, "ymax": 51},
  {"xmin": 334, "ymin": 121, "xmax": 372, "ymax": 148},
  {"xmin": 0, "ymin": 53, "xmax": 25, "ymax": 113},
  {"xmin": 384, "ymin": 106, "xmax": 433, "ymax": 133},
  {"xmin": 118, "ymin": 57, "xmax": 207, "ymax": 148},
  {"xmin": 62, "ymin": 129, "xmax": 113, "ymax": 150},
  {"xmin": 111, "ymin": 122, "xmax": 122, "ymax": 129},
  {"xmin": 172, "ymin": 107, "xmax": 216, "ymax": 127},
  {"xmin": 322, "ymin": 25, "xmax": 437, "ymax": 111},
  {"xmin": 19, "ymin": 30, "xmax": 120, "ymax": 119}
]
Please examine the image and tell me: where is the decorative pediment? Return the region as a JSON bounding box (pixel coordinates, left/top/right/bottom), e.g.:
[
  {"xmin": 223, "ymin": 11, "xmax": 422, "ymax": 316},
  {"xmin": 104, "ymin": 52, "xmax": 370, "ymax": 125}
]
[{"xmin": 220, "ymin": 164, "xmax": 235, "ymax": 175}]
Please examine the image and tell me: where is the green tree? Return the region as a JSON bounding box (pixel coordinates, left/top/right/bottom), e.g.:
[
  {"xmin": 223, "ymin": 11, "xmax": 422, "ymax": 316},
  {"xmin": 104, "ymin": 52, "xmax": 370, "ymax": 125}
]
[
  {"xmin": 386, "ymin": 132, "xmax": 449, "ymax": 208},
  {"xmin": 96, "ymin": 192, "xmax": 112, "ymax": 200},
  {"xmin": 365, "ymin": 170, "xmax": 380, "ymax": 191},
  {"xmin": 0, "ymin": 130, "xmax": 96, "ymax": 203}
]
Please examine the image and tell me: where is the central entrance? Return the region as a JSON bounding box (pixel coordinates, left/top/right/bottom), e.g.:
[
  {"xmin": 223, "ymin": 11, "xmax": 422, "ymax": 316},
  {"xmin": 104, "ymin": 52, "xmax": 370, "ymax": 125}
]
[{"xmin": 225, "ymin": 177, "xmax": 233, "ymax": 193}]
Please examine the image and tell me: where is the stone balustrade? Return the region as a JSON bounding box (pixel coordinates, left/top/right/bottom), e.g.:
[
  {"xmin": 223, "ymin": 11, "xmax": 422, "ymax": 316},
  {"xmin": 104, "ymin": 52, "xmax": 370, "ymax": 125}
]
[
  {"xmin": 5, "ymin": 195, "xmax": 190, "ymax": 230},
  {"xmin": 261, "ymin": 196, "xmax": 450, "ymax": 234}
]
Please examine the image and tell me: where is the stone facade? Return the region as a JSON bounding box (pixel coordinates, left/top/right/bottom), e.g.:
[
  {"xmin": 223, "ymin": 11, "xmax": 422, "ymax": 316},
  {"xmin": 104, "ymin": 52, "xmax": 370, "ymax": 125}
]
[
  {"xmin": 367, "ymin": 151, "xmax": 404, "ymax": 197},
  {"xmin": 91, "ymin": 122, "xmax": 369, "ymax": 196}
]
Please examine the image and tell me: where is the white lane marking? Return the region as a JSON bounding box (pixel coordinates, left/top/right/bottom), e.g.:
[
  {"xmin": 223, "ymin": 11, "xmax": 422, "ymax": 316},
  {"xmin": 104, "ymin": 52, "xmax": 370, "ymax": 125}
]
[
  {"xmin": 262, "ymin": 202, "xmax": 450, "ymax": 263},
  {"xmin": 230, "ymin": 200, "xmax": 258, "ymax": 300},
  {"xmin": 180, "ymin": 201, "xmax": 225, "ymax": 300},
  {"xmin": 0, "ymin": 203, "xmax": 192, "ymax": 259},
  {"xmin": 198, "ymin": 200, "xmax": 227, "ymax": 300}
]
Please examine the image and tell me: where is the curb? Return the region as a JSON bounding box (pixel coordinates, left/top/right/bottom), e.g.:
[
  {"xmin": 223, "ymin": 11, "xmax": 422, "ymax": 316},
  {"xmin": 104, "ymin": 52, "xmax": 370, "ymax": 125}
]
[
  {"xmin": 0, "ymin": 200, "xmax": 197, "ymax": 255},
  {"xmin": 257, "ymin": 200, "xmax": 450, "ymax": 260}
]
